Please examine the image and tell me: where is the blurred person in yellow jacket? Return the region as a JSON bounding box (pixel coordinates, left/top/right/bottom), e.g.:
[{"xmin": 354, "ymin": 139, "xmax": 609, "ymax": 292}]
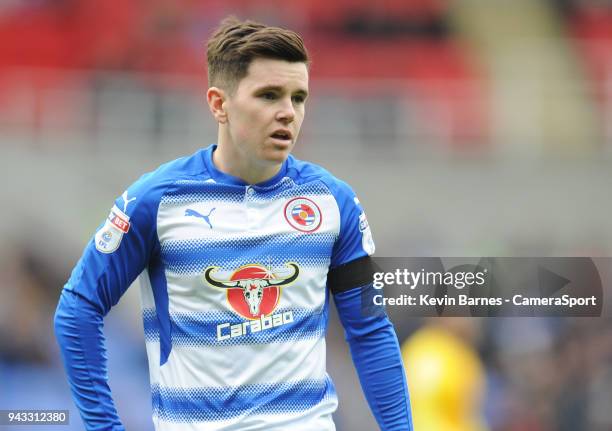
[{"xmin": 402, "ymin": 318, "xmax": 488, "ymax": 431}]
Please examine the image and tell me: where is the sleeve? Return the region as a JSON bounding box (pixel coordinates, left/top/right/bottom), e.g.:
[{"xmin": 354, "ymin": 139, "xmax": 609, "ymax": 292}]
[
  {"xmin": 54, "ymin": 174, "xmax": 164, "ymax": 431},
  {"xmin": 328, "ymin": 180, "xmax": 375, "ymax": 268},
  {"xmin": 327, "ymin": 181, "xmax": 413, "ymax": 431}
]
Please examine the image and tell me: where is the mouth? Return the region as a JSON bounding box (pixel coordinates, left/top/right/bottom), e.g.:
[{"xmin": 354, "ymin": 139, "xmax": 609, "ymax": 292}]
[{"xmin": 270, "ymin": 129, "xmax": 293, "ymax": 143}]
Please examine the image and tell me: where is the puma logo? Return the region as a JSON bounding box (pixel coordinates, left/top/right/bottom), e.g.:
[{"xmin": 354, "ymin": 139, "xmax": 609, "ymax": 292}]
[
  {"xmin": 185, "ymin": 208, "xmax": 216, "ymax": 229},
  {"xmin": 121, "ymin": 191, "xmax": 137, "ymax": 213}
]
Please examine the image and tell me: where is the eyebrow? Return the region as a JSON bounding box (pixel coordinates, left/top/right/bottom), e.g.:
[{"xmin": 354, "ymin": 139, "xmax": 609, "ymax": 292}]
[{"xmin": 254, "ymin": 85, "xmax": 309, "ymax": 98}]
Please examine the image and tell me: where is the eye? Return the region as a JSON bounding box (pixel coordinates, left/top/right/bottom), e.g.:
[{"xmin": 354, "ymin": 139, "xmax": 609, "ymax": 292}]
[
  {"xmin": 292, "ymin": 95, "xmax": 306, "ymax": 104},
  {"xmin": 260, "ymin": 92, "xmax": 277, "ymax": 100}
]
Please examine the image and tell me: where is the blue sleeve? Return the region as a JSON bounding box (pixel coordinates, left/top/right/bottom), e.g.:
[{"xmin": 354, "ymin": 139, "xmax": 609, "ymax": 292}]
[
  {"xmin": 54, "ymin": 290, "xmax": 124, "ymax": 430},
  {"xmin": 326, "ymin": 179, "xmax": 376, "ymax": 268},
  {"xmin": 334, "ymin": 285, "xmax": 413, "ymax": 431},
  {"xmin": 54, "ymin": 173, "xmax": 167, "ymax": 431},
  {"xmin": 327, "ymin": 178, "xmax": 412, "ymax": 429}
]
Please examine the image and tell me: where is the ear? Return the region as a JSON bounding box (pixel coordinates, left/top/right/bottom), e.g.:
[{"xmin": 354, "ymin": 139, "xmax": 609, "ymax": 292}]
[{"xmin": 207, "ymin": 87, "xmax": 228, "ymax": 124}]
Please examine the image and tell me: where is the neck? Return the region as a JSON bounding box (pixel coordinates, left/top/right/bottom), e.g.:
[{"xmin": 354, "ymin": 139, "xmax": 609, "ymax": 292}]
[{"xmin": 213, "ymin": 131, "xmax": 282, "ymax": 185}]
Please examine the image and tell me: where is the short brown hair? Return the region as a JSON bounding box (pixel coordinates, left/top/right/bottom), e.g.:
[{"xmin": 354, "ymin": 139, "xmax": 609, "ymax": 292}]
[{"xmin": 207, "ymin": 16, "xmax": 309, "ymax": 92}]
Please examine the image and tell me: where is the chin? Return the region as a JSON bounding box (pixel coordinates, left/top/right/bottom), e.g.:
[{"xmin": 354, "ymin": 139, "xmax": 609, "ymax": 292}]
[
  {"xmin": 262, "ymin": 154, "xmax": 289, "ymax": 166},
  {"xmin": 260, "ymin": 146, "xmax": 292, "ymax": 164}
]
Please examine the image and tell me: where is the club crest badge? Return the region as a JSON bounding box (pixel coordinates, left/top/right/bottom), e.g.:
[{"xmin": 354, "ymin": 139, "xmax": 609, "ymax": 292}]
[
  {"xmin": 283, "ymin": 197, "xmax": 322, "ymax": 233},
  {"xmin": 204, "ymin": 263, "xmax": 299, "ymax": 319}
]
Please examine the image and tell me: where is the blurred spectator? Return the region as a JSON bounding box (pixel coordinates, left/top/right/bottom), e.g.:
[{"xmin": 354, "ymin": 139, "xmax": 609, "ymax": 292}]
[
  {"xmin": 0, "ymin": 245, "xmax": 59, "ymax": 365},
  {"xmin": 401, "ymin": 318, "xmax": 488, "ymax": 431}
]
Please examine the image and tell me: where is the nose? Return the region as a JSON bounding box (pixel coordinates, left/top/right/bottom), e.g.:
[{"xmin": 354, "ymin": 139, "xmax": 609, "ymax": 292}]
[{"xmin": 275, "ymin": 97, "xmax": 295, "ymax": 124}]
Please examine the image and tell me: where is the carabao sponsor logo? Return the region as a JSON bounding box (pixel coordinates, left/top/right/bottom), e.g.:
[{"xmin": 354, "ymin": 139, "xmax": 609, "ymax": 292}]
[{"xmin": 204, "ymin": 263, "xmax": 300, "ymax": 341}]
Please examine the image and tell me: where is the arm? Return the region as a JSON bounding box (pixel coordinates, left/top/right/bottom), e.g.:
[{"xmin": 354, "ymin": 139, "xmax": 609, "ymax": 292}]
[
  {"xmin": 55, "ymin": 180, "xmax": 161, "ymax": 430},
  {"xmin": 330, "ymin": 258, "xmax": 413, "ymax": 431},
  {"xmin": 55, "ymin": 290, "xmax": 124, "ymax": 430},
  {"xmin": 325, "ymin": 178, "xmax": 412, "ymax": 430}
]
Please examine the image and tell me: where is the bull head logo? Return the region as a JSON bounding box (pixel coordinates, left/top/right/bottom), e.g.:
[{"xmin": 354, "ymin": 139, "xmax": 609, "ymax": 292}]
[{"xmin": 204, "ymin": 263, "xmax": 299, "ymax": 318}]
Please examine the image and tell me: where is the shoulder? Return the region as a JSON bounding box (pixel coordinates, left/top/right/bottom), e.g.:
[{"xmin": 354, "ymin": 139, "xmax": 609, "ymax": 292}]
[
  {"xmin": 286, "ymin": 155, "xmax": 357, "ymax": 202},
  {"xmin": 126, "ymin": 148, "xmax": 211, "ymax": 204},
  {"xmin": 287, "ymin": 156, "xmax": 376, "ymax": 263}
]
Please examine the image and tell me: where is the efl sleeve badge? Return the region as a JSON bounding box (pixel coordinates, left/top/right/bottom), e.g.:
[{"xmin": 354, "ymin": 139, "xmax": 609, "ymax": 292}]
[{"xmin": 95, "ymin": 205, "xmax": 131, "ymax": 253}]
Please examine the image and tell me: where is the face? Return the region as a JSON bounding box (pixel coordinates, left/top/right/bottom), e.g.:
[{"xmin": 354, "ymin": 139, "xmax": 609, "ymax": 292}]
[{"xmin": 221, "ymin": 58, "xmax": 309, "ymax": 167}]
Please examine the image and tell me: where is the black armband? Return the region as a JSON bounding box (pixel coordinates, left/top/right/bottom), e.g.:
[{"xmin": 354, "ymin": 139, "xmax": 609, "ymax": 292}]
[{"xmin": 327, "ymin": 255, "xmax": 377, "ymax": 294}]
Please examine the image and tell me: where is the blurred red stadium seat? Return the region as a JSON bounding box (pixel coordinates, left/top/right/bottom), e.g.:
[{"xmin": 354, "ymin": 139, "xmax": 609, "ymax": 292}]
[{"xmin": 0, "ymin": 0, "xmax": 486, "ymax": 145}]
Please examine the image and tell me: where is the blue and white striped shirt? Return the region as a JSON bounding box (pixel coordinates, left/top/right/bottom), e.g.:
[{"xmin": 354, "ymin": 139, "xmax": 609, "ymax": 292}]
[{"xmin": 57, "ymin": 145, "xmax": 415, "ymax": 431}]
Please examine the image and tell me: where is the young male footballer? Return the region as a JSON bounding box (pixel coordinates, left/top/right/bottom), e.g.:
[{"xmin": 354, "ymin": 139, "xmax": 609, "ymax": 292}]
[{"xmin": 55, "ymin": 17, "xmax": 413, "ymax": 431}]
